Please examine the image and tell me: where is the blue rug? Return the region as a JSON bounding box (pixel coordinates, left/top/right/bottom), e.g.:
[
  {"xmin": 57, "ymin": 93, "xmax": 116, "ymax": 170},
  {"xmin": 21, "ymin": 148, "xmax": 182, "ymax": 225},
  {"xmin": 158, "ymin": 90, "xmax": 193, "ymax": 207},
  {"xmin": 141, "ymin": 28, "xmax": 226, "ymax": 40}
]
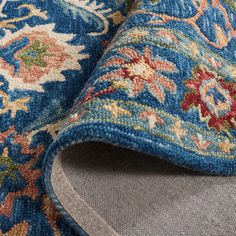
[
  {"xmin": 0, "ymin": 0, "xmax": 235, "ymax": 235},
  {"xmin": 0, "ymin": 0, "xmax": 131, "ymax": 235}
]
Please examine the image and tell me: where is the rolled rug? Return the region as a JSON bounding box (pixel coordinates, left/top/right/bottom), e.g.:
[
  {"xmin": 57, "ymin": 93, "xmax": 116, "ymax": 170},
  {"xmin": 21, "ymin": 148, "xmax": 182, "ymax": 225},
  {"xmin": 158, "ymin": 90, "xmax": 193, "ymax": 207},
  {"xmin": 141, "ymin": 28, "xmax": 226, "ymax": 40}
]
[
  {"xmin": 43, "ymin": 0, "xmax": 236, "ymax": 235},
  {"xmin": 0, "ymin": 0, "xmax": 130, "ymax": 235}
]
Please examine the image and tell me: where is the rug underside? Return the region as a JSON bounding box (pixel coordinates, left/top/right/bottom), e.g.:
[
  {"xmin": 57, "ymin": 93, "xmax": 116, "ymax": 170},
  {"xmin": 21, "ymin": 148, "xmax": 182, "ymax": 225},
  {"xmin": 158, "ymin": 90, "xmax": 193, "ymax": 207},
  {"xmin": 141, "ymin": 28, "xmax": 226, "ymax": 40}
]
[{"xmin": 51, "ymin": 143, "xmax": 236, "ymax": 236}]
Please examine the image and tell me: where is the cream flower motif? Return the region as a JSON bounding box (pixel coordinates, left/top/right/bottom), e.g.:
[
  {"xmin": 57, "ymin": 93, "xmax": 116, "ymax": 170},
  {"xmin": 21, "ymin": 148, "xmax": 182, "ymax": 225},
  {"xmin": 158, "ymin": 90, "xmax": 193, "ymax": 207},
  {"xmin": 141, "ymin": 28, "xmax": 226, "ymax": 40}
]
[
  {"xmin": 227, "ymin": 65, "xmax": 236, "ymax": 77},
  {"xmin": 0, "ymin": 24, "xmax": 89, "ymax": 92},
  {"xmin": 139, "ymin": 110, "xmax": 164, "ymax": 128},
  {"xmin": 108, "ymin": 11, "xmax": 126, "ymax": 25},
  {"xmin": 127, "ymin": 28, "xmax": 149, "ymax": 42}
]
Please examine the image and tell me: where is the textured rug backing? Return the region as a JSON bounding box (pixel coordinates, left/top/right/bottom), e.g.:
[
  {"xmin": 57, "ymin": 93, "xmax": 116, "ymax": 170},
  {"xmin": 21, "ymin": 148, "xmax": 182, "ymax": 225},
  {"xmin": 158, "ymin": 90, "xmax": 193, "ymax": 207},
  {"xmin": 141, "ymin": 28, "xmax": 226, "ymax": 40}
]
[{"xmin": 51, "ymin": 143, "xmax": 236, "ymax": 236}]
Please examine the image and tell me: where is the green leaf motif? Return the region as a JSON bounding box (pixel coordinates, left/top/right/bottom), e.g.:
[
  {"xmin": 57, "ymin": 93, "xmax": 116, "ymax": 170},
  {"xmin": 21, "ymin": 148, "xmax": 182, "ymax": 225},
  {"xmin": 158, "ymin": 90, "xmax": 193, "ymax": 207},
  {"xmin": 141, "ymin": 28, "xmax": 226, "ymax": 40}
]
[
  {"xmin": 0, "ymin": 148, "xmax": 19, "ymax": 187},
  {"xmin": 19, "ymin": 39, "xmax": 49, "ymax": 69}
]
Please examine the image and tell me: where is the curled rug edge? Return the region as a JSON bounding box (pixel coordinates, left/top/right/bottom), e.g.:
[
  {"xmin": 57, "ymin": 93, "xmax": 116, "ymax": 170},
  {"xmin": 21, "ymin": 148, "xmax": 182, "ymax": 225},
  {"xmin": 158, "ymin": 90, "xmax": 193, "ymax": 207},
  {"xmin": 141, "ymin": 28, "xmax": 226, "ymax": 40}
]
[
  {"xmin": 43, "ymin": 122, "xmax": 236, "ymax": 235},
  {"xmin": 43, "ymin": 137, "xmax": 236, "ymax": 236},
  {"xmin": 41, "ymin": 0, "xmax": 236, "ymax": 234},
  {"xmin": 50, "ymin": 152, "xmax": 120, "ymax": 236},
  {"xmin": 44, "ymin": 122, "xmax": 236, "ymax": 179},
  {"xmin": 42, "ymin": 0, "xmax": 236, "ymax": 183}
]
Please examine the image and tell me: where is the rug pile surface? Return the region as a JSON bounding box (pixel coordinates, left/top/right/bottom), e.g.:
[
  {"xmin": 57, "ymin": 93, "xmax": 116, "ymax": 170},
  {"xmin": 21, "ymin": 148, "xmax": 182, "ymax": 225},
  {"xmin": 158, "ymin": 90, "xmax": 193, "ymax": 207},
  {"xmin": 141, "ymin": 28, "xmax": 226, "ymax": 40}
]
[
  {"xmin": 0, "ymin": 0, "xmax": 235, "ymax": 235},
  {"xmin": 0, "ymin": 0, "xmax": 131, "ymax": 235}
]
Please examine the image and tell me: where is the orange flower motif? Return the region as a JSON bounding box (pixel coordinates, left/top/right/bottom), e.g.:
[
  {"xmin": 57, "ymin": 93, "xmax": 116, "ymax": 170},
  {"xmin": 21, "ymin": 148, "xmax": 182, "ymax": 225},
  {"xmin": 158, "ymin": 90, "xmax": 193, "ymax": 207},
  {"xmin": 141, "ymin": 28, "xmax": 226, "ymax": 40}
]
[
  {"xmin": 191, "ymin": 134, "xmax": 211, "ymax": 150},
  {"xmin": 0, "ymin": 24, "xmax": 89, "ymax": 92},
  {"xmin": 156, "ymin": 30, "xmax": 179, "ymax": 43},
  {"xmin": 100, "ymin": 47, "xmax": 177, "ymax": 102}
]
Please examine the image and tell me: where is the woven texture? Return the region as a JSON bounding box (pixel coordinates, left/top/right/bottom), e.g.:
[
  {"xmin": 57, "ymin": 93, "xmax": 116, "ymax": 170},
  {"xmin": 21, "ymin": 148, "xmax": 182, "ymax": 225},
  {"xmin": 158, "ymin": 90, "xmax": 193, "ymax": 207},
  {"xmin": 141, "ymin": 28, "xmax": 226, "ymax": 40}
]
[
  {"xmin": 0, "ymin": 0, "xmax": 130, "ymax": 235},
  {"xmin": 0, "ymin": 0, "xmax": 236, "ymax": 235},
  {"xmin": 46, "ymin": 0, "xmax": 236, "ymax": 179}
]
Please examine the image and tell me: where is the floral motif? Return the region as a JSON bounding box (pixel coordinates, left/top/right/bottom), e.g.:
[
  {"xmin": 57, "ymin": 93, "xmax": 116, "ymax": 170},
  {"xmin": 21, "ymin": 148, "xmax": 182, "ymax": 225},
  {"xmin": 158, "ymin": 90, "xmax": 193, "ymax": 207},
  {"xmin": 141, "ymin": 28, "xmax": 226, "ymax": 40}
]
[
  {"xmin": 108, "ymin": 11, "xmax": 126, "ymax": 25},
  {"xmin": 170, "ymin": 120, "xmax": 186, "ymax": 140},
  {"xmin": 103, "ymin": 101, "xmax": 131, "ymax": 118},
  {"xmin": 127, "ymin": 28, "xmax": 149, "ymax": 42},
  {"xmin": 182, "ymin": 66, "xmax": 236, "ymax": 132},
  {"xmin": 100, "ymin": 47, "xmax": 177, "ymax": 102},
  {"xmin": 68, "ymin": 98, "xmax": 236, "ymax": 158},
  {"xmin": 191, "ymin": 134, "xmax": 211, "ymax": 150},
  {"xmin": 227, "ymin": 65, "xmax": 236, "ymax": 77},
  {"xmin": 139, "ymin": 110, "xmax": 164, "ymax": 128},
  {"xmin": 156, "ymin": 29, "xmax": 179, "ymax": 43},
  {"xmin": 0, "ymin": 24, "xmax": 89, "ymax": 92},
  {"xmin": 18, "ymin": 39, "xmax": 49, "ymax": 68},
  {"xmin": 0, "ymin": 0, "xmax": 236, "ymax": 235},
  {"xmin": 218, "ymin": 139, "xmax": 235, "ymax": 153}
]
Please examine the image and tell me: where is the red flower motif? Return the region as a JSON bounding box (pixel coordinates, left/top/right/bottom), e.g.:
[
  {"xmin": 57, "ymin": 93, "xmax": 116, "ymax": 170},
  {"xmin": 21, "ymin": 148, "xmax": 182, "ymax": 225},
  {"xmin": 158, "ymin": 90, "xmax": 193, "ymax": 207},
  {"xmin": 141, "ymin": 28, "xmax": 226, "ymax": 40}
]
[
  {"xmin": 182, "ymin": 66, "xmax": 236, "ymax": 132},
  {"xmin": 100, "ymin": 47, "xmax": 177, "ymax": 102}
]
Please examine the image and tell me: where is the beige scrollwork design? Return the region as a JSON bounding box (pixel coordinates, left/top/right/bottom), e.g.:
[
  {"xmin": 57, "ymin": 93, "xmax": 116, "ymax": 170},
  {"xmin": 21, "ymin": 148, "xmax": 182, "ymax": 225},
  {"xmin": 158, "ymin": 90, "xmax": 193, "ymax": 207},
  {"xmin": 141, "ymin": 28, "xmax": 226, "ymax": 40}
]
[
  {"xmin": 133, "ymin": 0, "xmax": 236, "ymax": 49},
  {"xmin": 0, "ymin": 3, "xmax": 47, "ymax": 29}
]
